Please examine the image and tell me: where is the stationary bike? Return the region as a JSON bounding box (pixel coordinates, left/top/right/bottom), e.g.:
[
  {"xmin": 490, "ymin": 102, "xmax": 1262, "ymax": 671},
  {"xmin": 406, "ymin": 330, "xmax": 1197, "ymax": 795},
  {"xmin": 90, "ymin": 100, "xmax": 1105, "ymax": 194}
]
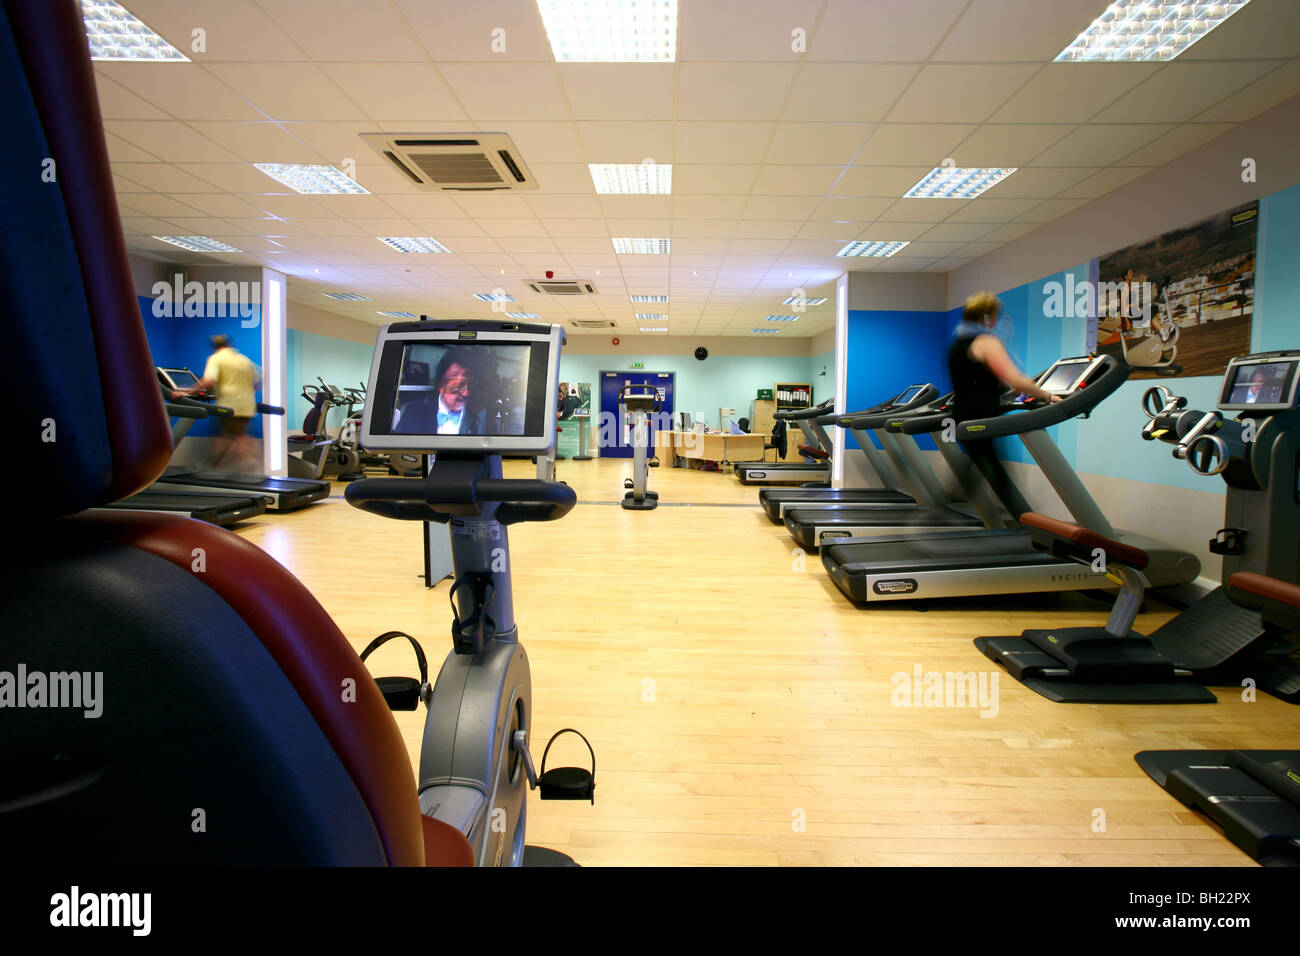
[
  {"xmin": 344, "ymin": 320, "xmax": 595, "ymax": 866},
  {"xmin": 620, "ymin": 383, "xmax": 662, "ymax": 511}
]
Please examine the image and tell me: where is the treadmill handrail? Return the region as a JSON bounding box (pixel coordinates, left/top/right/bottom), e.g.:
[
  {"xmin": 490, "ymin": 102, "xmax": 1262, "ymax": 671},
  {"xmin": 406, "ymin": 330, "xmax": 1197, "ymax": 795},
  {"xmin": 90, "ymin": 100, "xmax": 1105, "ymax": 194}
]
[
  {"xmin": 165, "ymin": 402, "xmax": 206, "ymax": 420},
  {"xmin": 776, "ymin": 398, "xmax": 835, "ymax": 422},
  {"xmin": 850, "ymin": 392, "xmax": 953, "ymax": 430},
  {"xmin": 890, "ymin": 356, "xmax": 1128, "ymax": 439},
  {"xmin": 828, "ymin": 384, "xmax": 940, "ymax": 428}
]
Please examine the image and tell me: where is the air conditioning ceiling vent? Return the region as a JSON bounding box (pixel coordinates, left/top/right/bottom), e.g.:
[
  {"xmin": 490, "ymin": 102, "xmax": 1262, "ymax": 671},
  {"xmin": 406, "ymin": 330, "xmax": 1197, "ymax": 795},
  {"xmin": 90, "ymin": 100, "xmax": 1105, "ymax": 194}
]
[{"xmin": 359, "ymin": 132, "xmax": 537, "ymax": 192}]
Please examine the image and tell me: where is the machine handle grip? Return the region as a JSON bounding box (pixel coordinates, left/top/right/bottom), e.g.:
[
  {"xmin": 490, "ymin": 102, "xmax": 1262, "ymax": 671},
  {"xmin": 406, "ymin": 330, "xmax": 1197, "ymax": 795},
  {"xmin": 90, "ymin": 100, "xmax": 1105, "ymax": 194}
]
[
  {"xmin": 344, "ymin": 476, "xmax": 577, "ymax": 524},
  {"xmin": 164, "ymin": 402, "xmax": 206, "ymax": 419}
]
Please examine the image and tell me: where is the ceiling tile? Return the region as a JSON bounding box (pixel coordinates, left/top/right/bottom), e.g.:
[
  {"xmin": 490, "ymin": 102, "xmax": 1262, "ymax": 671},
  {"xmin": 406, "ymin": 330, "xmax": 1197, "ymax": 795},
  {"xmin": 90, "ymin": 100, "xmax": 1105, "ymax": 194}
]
[
  {"xmin": 600, "ymin": 197, "xmax": 673, "ymax": 219},
  {"xmin": 949, "ymin": 124, "xmax": 1074, "ymax": 167},
  {"xmin": 1175, "ymin": 0, "xmax": 1300, "ymax": 60},
  {"xmin": 854, "ymin": 124, "xmax": 976, "ymax": 166},
  {"xmin": 1059, "ymin": 166, "xmax": 1152, "ymax": 199},
  {"xmin": 578, "ymin": 122, "xmax": 673, "ymax": 163},
  {"xmin": 1092, "ymin": 61, "xmax": 1283, "ymax": 124},
  {"xmin": 205, "ymin": 63, "xmax": 364, "ymax": 121},
  {"xmin": 1031, "ymin": 124, "xmax": 1173, "ymax": 167},
  {"xmin": 558, "ymin": 64, "xmax": 675, "ymax": 121},
  {"xmin": 764, "ymin": 123, "xmax": 873, "ymax": 165},
  {"xmin": 750, "ymin": 165, "xmax": 845, "ymax": 196},
  {"xmin": 945, "ymin": 197, "xmax": 1042, "ymax": 222},
  {"xmin": 115, "ymin": 0, "xmax": 308, "ymax": 61},
  {"xmin": 393, "ymin": 0, "xmax": 556, "ymax": 61},
  {"xmin": 674, "ymin": 165, "xmax": 760, "ymax": 195},
  {"xmin": 978, "ymin": 166, "xmax": 1094, "ymax": 198},
  {"xmin": 678, "ymin": 0, "xmax": 823, "ymax": 61},
  {"xmin": 428, "ymin": 63, "xmax": 570, "ymax": 121},
  {"xmin": 783, "ymin": 65, "xmax": 919, "ymax": 122},
  {"xmin": 1194, "ymin": 61, "xmax": 1300, "ymax": 122},
  {"xmin": 917, "ymin": 222, "xmax": 998, "ymax": 242},
  {"xmin": 832, "ymin": 166, "xmax": 930, "ymax": 198},
  {"xmin": 679, "ymin": 64, "xmax": 800, "ymax": 121},
  {"xmin": 673, "ymin": 196, "xmax": 748, "ymax": 219},
  {"xmin": 886, "ymin": 64, "xmax": 1040, "ymax": 123},
  {"xmin": 875, "ymin": 198, "xmax": 969, "ymax": 223},
  {"xmin": 253, "ymin": 0, "xmax": 427, "ymax": 60},
  {"xmin": 317, "ymin": 64, "xmax": 468, "ymax": 122},
  {"xmin": 1014, "ymin": 197, "xmax": 1090, "ymax": 223},
  {"xmin": 105, "ymin": 121, "xmax": 238, "ymax": 163},
  {"xmin": 1116, "ymin": 123, "xmax": 1236, "ymax": 167},
  {"xmin": 990, "ymin": 64, "xmax": 1157, "ymax": 123},
  {"xmin": 188, "ymin": 121, "xmax": 322, "ymax": 164},
  {"xmin": 112, "ymin": 163, "xmax": 226, "ymax": 193},
  {"xmin": 931, "ymin": 0, "xmax": 1108, "ymax": 61},
  {"xmin": 811, "ymin": 196, "xmax": 894, "ymax": 220},
  {"xmin": 742, "ymin": 196, "xmax": 821, "ymax": 220},
  {"xmin": 808, "ymin": 0, "xmax": 968, "ymax": 61},
  {"xmin": 675, "ymin": 123, "xmax": 776, "ymax": 164}
]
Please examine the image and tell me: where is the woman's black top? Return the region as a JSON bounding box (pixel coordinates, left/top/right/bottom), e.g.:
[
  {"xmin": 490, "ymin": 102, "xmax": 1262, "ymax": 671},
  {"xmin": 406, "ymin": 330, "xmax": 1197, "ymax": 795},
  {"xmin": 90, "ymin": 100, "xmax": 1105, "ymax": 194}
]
[{"xmin": 946, "ymin": 331, "xmax": 1003, "ymax": 422}]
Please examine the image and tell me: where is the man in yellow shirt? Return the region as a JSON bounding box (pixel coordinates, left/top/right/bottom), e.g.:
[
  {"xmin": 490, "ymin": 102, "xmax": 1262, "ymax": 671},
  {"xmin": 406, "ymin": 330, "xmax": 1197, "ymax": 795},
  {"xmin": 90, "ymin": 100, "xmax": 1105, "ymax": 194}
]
[{"xmin": 177, "ymin": 335, "xmax": 261, "ymax": 470}]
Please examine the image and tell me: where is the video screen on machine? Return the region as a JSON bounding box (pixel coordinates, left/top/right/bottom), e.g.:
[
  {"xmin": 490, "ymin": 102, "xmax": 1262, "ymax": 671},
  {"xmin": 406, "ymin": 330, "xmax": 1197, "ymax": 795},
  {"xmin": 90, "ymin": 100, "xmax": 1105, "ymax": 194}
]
[
  {"xmin": 1225, "ymin": 360, "xmax": 1296, "ymax": 406},
  {"xmin": 895, "ymin": 386, "xmax": 925, "ymax": 405},
  {"xmin": 1038, "ymin": 360, "xmax": 1090, "ymax": 395},
  {"xmin": 160, "ymin": 368, "xmax": 200, "ymax": 390},
  {"xmin": 389, "ymin": 342, "xmax": 535, "ymax": 437}
]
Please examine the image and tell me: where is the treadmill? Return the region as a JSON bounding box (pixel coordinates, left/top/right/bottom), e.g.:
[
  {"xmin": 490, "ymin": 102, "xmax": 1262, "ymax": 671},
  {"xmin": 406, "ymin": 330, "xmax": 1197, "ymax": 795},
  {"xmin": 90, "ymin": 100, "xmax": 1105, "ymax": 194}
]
[
  {"xmin": 782, "ymin": 385, "xmax": 1014, "ymax": 550},
  {"xmin": 757, "ymin": 384, "xmax": 934, "ymax": 523},
  {"xmin": 152, "ymin": 367, "xmax": 330, "ymax": 512},
  {"xmin": 103, "ymin": 400, "xmax": 270, "ymax": 526},
  {"xmin": 820, "ymin": 354, "xmax": 1201, "ymax": 603},
  {"xmin": 735, "ymin": 397, "xmax": 835, "ymax": 485}
]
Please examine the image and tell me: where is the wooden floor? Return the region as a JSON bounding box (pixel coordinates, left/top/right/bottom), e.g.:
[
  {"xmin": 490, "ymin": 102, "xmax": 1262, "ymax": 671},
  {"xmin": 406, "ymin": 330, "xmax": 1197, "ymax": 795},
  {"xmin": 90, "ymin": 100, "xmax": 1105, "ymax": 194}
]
[{"xmin": 235, "ymin": 458, "xmax": 1295, "ymax": 866}]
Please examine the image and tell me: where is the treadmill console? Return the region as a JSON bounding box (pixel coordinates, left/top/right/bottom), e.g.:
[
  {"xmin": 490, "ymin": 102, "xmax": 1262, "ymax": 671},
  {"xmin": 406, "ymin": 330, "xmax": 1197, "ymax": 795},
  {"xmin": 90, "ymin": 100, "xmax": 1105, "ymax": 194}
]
[
  {"xmin": 1035, "ymin": 356, "xmax": 1099, "ymax": 396},
  {"xmin": 360, "ymin": 320, "xmax": 564, "ymax": 455},
  {"xmin": 1219, "ymin": 352, "xmax": 1300, "ymax": 413}
]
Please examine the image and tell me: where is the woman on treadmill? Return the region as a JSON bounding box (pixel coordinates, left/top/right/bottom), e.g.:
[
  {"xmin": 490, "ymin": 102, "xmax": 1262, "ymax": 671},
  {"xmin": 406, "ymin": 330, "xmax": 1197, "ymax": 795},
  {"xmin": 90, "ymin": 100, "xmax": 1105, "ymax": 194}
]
[{"xmin": 947, "ymin": 292, "xmax": 1061, "ymax": 518}]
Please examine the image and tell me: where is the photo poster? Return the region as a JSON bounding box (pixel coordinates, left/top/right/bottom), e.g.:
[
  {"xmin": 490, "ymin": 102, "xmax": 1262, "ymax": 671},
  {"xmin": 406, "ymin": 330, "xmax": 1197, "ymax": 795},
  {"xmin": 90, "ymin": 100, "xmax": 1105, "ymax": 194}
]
[
  {"xmin": 1089, "ymin": 200, "xmax": 1258, "ymax": 379},
  {"xmin": 555, "ymin": 381, "xmax": 592, "ymax": 458}
]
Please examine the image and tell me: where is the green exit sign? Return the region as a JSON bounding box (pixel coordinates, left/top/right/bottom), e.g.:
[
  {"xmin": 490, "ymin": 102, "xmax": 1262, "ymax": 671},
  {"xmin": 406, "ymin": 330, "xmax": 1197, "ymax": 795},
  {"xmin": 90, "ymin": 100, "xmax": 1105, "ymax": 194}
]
[{"xmin": 630, "ymin": 362, "xmax": 645, "ymax": 369}]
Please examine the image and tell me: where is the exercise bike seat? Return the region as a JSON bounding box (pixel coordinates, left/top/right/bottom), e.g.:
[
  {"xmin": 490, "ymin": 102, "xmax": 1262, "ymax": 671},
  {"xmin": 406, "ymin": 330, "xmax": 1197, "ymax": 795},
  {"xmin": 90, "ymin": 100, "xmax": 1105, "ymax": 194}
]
[{"xmin": 4, "ymin": 0, "xmax": 471, "ymax": 866}]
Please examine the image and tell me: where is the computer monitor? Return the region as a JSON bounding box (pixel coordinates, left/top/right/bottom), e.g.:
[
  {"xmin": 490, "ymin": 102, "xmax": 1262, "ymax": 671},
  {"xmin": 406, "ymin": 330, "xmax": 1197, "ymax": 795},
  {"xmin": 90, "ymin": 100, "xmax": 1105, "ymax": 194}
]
[
  {"xmin": 678, "ymin": 411, "xmax": 693, "ymax": 430},
  {"xmin": 1219, "ymin": 354, "xmax": 1300, "ymax": 412},
  {"xmin": 360, "ymin": 321, "xmax": 563, "ymax": 454}
]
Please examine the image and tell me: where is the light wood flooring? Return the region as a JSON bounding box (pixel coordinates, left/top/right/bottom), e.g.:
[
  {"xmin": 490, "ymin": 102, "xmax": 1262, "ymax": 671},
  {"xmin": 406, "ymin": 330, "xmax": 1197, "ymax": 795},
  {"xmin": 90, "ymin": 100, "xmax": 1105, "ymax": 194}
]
[{"xmin": 234, "ymin": 458, "xmax": 1297, "ymax": 866}]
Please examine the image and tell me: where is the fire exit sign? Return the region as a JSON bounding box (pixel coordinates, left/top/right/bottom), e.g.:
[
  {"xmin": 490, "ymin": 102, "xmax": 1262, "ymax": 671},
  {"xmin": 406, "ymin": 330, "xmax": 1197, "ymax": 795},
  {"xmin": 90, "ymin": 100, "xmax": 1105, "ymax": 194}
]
[{"xmin": 629, "ymin": 362, "xmax": 645, "ymax": 368}]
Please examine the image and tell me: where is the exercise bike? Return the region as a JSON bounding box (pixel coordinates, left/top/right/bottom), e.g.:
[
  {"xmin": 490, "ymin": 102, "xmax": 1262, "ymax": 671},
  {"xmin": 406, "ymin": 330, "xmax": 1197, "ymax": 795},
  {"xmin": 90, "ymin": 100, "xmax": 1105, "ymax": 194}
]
[
  {"xmin": 344, "ymin": 319, "xmax": 595, "ymax": 866},
  {"xmin": 619, "ymin": 383, "xmax": 662, "ymax": 511}
]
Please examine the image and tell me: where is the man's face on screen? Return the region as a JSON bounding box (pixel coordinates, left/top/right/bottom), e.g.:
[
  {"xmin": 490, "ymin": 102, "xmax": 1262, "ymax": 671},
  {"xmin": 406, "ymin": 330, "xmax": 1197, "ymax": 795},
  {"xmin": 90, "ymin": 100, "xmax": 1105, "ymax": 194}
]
[{"xmin": 440, "ymin": 362, "xmax": 471, "ymax": 413}]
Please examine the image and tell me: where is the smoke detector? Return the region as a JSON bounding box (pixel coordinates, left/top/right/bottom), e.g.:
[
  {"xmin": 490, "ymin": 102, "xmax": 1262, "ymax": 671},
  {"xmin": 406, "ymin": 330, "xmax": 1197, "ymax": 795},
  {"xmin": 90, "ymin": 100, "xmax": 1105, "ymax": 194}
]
[{"xmin": 359, "ymin": 132, "xmax": 537, "ymax": 191}]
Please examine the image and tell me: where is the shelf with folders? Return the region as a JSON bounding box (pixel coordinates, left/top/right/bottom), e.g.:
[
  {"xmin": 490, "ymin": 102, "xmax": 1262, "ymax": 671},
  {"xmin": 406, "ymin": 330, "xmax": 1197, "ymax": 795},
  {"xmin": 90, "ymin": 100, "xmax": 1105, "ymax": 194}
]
[{"xmin": 773, "ymin": 382, "xmax": 812, "ymax": 411}]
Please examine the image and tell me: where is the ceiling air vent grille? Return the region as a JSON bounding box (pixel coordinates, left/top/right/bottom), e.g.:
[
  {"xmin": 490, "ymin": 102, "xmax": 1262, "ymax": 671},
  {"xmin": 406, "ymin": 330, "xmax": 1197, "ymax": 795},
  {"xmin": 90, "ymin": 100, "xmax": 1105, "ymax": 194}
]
[
  {"xmin": 570, "ymin": 320, "xmax": 615, "ymax": 329},
  {"xmin": 360, "ymin": 132, "xmax": 537, "ymax": 192},
  {"xmin": 528, "ymin": 279, "xmax": 598, "ymax": 295}
]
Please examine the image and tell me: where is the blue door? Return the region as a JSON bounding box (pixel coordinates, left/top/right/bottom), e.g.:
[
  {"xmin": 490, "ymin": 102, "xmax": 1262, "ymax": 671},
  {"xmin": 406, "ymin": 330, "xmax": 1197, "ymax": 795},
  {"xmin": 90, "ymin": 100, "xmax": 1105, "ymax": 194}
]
[{"xmin": 599, "ymin": 371, "xmax": 674, "ymax": 459}]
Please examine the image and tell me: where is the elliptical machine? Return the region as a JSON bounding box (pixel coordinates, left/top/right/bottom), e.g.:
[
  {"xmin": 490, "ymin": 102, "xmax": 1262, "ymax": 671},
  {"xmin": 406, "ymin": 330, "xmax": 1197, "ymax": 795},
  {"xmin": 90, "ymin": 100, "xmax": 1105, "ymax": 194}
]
[
  {"xmin": 619, "ymin": 383, "xmax": 662, "ymax": 511},
  {"xmin": 345, "ymin": 319, "xmax": 595, "ymax": 866}
]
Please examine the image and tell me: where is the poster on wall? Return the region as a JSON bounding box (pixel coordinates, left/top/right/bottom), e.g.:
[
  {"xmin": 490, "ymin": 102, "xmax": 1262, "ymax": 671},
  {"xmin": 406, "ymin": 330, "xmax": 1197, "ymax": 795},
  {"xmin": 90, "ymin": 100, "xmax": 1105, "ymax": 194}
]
[
  {"xmin": 1089, "ymin": 200, "xmax": 1257, "ymax": 379},
  {"xmin": 555, "ymin": 381, "xmax": 591, "ymax": 458}
]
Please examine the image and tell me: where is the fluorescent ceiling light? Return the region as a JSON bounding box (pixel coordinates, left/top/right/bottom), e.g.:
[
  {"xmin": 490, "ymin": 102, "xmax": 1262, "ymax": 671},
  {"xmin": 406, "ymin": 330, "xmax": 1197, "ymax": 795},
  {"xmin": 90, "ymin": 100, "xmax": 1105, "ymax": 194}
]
[
  {"xmin": 905, "ymin": 166, "xmax": 1016, "ymax": 199},
  {"xmin": 630, "ymin": 294, "xmax": 669, "ymax": 303},
  {"xmin": 783, "ymin": 296, "xmax": 828, "ymax": 306},
  {"xmin": 81, "ymin": 0, "xmax": 188, "ymax": 61},
  {"xmin": 322, "ymin": 292, "xmax": 371, "ymax": 301},
  {"xmin": 1056, "ymin": 0, "xmax": 1253, "ymax": 62},
  {"xmin": 538, "ymin": 0, "xmax": 678, "ymax": 62},
  {"xmin": 153, "ymin": 236, "xmax": 239, "ymax": 252},
  {"xmin": 836, "ymin": 240, "xmax": 910, "ymax": 258},
  {"xmin": 639, "ymin": 327, "xmax": 669, "ymax": 332},
  {"xmin": 751, "ymin": 329, "xmax": 780, "ymax": 334},
  {"xmin": 635, "ymin": 313, "xmax": 667, "ymax": 320},
  {"xmin": 765, "ymin": 315, "xmax": 800, "ymax": 322},
  {"xmin": 473, "ymin": 292, "xmax": 516, "ymax": 302},
  {"xmin": 377, "ymin": 236, "xmax": 451, "ymax": 253},
  {"xmin": 613, "ymin": 237, "xmax": 671, "ymax": 255},
  {"xmin": 589, "ymin": 163, "xmax": 673, "ymax": 194},
  {"xmin": 378, "ymin": 311, "xmax": 417, "ymax": 318},
  {"xmin": 254, "ymin": 163, "xmax": 368, "ymax": 195},
  {"xmin": 506, "ymin": 312, "xmax": 542, "ymax": 319}
]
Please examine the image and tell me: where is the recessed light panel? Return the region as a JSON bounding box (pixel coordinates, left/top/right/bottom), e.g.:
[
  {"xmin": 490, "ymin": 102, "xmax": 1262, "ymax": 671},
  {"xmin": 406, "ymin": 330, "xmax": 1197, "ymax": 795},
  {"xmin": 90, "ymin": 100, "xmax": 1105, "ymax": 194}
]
[
  {"xmin": 630, "ymin": 295, "xmax": 669, "ymax": 303},
  {"xmin": 1056, "ymin": 1, "xmax": 1254, "ymax": 62},
  {"xmin": 783, "ymin": 296, "xmax": 828, "ymax": 306},
  {"xmin": 538, "ymin": 0, "xmax": 678, "ymax": 62},
  {"xmin": 153, "ymin": 236, "xmax": 239, "ymax": 252},
  {"xmin": 765, "ymin": 315, "xmax": 800, "ymax": 322},
  {"xmin": 473, "ymin": 293, "xmax": 516, "ymax": 302},
  {"xmin": 835, "ymin": 241, "xmax": 909, "ymax": 258},
  {"xmin": 590, "ymin": 163, "xmax": 673, "ymax": 194},
  {"xmin": 904, "ymin": 167, "xmax": 1016, "ymax": 199},
  {"xmin": 377, "ymin": 237, "xmax": 451, "ymax": 253},
  {"xmin": 377, "ymin": 311, "xmax": 417, "ymax": 318},
  {"xmin": 322, "ymin": 292, "xmax": 371, "ymax": 301},
  {"xmin": 254, "ymin": 163, "xmax": 369, "ymax": 195},
  {"xmin": 506, "ymin": 312, "xmax": 542, "ymax": 319},
  {"xmin": 613, "ymin": 237, "xmax": 671, "ymax": 255},
  {"xmin": 81, "ymin": 0, "xmax": 189, "ymax": 61}
]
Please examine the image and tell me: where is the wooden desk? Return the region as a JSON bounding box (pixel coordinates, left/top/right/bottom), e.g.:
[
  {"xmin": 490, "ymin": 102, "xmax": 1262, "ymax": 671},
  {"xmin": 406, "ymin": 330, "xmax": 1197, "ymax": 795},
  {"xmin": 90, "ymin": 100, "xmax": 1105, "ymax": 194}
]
[{"xmin": 672, "ymin": 431, "xmax": 766, "ymax": 465}]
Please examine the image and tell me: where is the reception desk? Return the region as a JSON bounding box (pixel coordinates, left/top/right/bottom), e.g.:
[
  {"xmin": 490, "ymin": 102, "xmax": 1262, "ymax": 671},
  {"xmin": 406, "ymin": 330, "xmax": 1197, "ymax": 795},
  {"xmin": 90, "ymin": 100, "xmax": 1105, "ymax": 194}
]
[{"xmin": 656, "ymin": 431, "xmax": 767, "ymax": 467}]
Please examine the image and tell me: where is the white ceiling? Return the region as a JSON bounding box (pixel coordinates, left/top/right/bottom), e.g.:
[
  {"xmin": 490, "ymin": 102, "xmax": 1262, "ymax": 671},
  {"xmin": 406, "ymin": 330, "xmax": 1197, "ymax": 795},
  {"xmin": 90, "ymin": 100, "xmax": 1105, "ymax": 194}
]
[{"xmin": 99, "ymin": 0, "xmax": 1300, "ymax": 337}]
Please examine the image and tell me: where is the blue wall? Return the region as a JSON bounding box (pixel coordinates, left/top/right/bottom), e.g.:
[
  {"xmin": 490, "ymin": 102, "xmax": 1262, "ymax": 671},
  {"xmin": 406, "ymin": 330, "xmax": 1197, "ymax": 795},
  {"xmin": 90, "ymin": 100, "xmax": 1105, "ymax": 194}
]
[
  {"xmin": 845, "ymin": 308, "xmax": 950, "ymax": 451},
  {"xmin": 138, "ymin": 295, "xmax": 265, "ymax": 439}
]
